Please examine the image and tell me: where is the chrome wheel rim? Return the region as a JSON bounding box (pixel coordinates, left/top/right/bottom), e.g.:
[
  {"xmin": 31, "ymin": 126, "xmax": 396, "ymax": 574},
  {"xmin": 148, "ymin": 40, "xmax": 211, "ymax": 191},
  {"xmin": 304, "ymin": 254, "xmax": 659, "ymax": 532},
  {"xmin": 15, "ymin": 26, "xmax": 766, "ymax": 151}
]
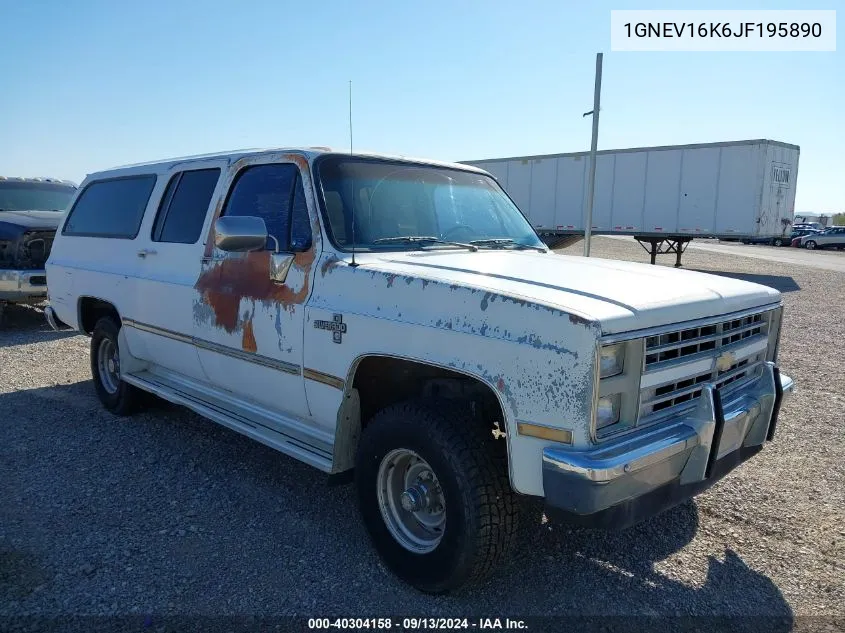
[
  {"xmin": 97, "ymin": 338, "xmax": 120, "ymax": 394},
  {"xmin": 376, "ymin": 448, "xmax": 446, "ymax": 553}
]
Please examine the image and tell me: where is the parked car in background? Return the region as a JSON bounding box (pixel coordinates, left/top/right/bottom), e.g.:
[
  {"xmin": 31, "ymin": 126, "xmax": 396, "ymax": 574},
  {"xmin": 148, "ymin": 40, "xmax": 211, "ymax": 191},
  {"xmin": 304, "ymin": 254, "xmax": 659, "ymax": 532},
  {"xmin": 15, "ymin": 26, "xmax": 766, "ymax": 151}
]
[
  {"xmin": 0, "ymin": 176, "xmax": 77, "ymax": 319},
  {"xmin": 741, "ymin": 228, "xmax": 818, "ymax": 247},
  {"xmin": 741, "ymin": 234, "xmax": 791, "ymax": 247},
  {"xmin": 797, "ymin": 226, "xmax": 845, "ymax": 250},
  {"xmin": 786, "ymin": 228, "xmax": 824, "ymax": 247},
  {"xmin": 793, "ymin": 222, "xmax": 824, "ymax": 231}
]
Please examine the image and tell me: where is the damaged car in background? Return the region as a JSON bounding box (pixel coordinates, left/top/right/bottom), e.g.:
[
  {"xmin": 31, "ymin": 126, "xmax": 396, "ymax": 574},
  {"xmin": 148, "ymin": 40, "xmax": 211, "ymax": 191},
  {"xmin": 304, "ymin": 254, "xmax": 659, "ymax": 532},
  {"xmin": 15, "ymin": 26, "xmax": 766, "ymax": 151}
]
[
  {"xmin": 44, "ymin": 148, "xmax": 793, "ymax": 593},
  {"xmin": 0, "ymin": 176, "xmax": 77, "ymax": 320}
]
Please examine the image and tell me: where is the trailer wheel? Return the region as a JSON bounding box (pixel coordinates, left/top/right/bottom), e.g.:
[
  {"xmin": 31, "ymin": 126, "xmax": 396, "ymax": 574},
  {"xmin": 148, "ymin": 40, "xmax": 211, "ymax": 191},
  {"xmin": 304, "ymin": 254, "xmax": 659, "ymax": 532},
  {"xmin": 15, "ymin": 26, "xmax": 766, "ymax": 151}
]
[{"xmin": 773, "ymin": 237, "xmax": 784, "ymax": 247}]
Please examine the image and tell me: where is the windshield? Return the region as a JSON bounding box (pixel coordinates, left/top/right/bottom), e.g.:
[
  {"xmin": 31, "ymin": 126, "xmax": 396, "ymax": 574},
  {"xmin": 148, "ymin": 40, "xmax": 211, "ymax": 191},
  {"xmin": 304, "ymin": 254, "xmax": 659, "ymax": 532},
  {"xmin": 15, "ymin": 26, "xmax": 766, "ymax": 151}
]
[
  {"xmin": 0, "ymin": 181, "xmax": 76, "ymax": 212},
  {"xmin": 316, "ymin": 156, "xmax": 544, "ymax": 251}
]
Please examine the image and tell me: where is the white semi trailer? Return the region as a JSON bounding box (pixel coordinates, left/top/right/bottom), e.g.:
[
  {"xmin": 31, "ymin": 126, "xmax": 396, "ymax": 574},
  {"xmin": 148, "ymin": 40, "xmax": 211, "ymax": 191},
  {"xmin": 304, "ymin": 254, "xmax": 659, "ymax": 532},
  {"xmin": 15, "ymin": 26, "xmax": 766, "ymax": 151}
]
[{"xmin": 462, "ymin": 139, "xmax": 799, "ymax": 265}]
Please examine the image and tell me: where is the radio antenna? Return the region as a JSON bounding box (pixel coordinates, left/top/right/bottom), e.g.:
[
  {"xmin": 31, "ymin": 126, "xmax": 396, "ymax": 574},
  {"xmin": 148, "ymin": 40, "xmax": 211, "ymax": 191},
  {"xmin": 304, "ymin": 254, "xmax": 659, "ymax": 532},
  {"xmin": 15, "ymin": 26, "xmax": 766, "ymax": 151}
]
[{"xmin": 348, "ymin": 79, "xmax": 358, "ymax": 268}]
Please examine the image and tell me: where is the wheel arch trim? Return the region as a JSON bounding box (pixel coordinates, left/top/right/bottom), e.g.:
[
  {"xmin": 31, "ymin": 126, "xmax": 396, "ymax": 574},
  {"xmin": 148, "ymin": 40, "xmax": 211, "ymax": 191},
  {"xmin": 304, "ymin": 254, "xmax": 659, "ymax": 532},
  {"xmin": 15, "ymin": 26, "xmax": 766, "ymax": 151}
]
[{"xmin": 341, "ymin": 352, "xmax": 516, "ymax": 484}]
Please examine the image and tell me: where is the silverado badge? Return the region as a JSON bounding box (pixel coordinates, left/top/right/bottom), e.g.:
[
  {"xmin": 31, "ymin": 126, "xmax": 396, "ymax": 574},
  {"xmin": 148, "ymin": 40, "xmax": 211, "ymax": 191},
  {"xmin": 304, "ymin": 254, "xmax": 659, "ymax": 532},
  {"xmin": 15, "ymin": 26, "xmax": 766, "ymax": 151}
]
[{"xmin": 314, "ymin": 314, "xmax": 347, "ymax": 344}]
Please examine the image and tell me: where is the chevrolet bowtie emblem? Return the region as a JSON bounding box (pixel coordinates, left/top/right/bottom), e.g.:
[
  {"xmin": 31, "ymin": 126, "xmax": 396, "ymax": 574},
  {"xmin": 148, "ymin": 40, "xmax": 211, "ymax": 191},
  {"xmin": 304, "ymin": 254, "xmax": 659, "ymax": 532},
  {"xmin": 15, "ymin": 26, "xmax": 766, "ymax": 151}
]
[{"xmin": 715, "ymin": 351, "xmax": 736, "ymax": 373}]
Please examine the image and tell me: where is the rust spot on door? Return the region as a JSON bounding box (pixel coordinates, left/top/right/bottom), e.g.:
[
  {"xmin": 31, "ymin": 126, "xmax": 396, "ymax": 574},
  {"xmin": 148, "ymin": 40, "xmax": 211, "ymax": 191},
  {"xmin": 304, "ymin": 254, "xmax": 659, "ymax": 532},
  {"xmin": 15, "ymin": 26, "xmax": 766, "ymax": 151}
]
[
  {"xmin": 195, "ymin": 248, "xmax": 315, "ymax": 332},
  {"xmin": 242, "ymin": 318, "xmax": 257, "ymax": 352},
  {"xmin": 293, "ymin": 247, "xmax": 316, "ymax": 269}
]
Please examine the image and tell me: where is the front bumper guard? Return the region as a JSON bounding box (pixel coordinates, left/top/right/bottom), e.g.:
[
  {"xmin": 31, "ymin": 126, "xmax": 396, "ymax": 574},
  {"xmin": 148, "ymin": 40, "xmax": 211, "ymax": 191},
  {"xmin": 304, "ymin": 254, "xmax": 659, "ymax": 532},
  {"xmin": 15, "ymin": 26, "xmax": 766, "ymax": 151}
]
[{"xmin": 542, "ymin": 362, "xmax": 793, "ymax": 528}]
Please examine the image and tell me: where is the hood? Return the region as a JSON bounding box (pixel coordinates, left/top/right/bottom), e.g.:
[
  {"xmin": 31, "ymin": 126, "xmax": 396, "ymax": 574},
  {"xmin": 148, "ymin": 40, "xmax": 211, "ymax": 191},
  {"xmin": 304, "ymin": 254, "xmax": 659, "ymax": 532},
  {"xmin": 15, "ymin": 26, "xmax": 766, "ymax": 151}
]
[
  {"xmin": 354, "ymin": 250, "xmax": 781, "ymax": 334},
  {"xmin": 0, "ymin": 209, "xmax": 63, "ymax": 229},
  {"xmin": 0, "ymin": 210, "xmax": 62, "ymax": 238}
]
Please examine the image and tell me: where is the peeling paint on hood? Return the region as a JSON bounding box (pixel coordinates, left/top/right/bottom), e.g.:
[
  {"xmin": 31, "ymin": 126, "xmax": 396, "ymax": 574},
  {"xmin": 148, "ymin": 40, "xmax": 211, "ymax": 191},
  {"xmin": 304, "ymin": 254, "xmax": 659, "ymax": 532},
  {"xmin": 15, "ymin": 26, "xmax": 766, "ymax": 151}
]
[{"xmin": 344, "ymin": 250, "xmax": 781, "ymax": 334}]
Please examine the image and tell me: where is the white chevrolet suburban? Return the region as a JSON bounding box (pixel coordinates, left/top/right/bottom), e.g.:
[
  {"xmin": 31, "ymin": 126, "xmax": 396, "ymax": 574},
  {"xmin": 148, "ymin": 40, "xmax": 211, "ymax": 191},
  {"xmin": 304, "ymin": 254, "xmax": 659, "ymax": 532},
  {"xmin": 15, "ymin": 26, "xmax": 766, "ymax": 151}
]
[{"xmin": 45, "ymin": 148, "xmax": 793, "ymax": 593}]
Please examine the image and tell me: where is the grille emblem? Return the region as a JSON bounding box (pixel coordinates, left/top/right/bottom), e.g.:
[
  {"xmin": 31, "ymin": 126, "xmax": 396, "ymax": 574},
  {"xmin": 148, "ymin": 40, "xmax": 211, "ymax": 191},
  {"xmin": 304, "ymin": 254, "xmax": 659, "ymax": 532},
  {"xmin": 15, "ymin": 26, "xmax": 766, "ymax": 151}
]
[{"xmin": 715, "ymin": 351, "xmax": 736, "ymax": 373}]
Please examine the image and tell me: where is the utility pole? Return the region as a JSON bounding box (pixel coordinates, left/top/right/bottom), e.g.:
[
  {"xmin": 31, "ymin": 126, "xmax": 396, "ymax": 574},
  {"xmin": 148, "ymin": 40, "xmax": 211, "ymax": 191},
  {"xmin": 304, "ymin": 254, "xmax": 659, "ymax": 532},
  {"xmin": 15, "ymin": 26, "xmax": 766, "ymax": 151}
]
[{"xmin": 583, "ymin": 52, "xmax": 603, "ymax": 257}]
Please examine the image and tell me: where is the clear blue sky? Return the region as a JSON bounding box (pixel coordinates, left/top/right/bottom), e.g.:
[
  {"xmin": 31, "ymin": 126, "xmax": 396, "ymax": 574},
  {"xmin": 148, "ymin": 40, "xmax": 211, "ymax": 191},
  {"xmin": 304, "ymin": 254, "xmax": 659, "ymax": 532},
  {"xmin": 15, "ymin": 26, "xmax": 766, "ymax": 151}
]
[{"xmin": 1, "ymin": 0, "xmax": 842, "ymax": 213}]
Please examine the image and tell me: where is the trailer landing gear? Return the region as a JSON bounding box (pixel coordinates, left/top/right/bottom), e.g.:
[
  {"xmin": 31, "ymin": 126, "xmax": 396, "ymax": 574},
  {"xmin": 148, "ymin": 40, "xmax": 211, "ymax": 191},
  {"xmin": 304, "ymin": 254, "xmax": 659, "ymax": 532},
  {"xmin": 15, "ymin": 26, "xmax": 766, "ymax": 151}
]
[{"xmin": 634, "ymin": 237, "xmax": 693, "ymax": 268}]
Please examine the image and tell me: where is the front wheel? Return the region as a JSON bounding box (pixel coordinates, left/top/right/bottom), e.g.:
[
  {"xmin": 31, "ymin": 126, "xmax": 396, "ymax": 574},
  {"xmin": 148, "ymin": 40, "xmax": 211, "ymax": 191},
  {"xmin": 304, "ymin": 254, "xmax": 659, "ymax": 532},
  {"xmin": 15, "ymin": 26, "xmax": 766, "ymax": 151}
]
[
  {"xmin": 805, "ymin": 240, "xmax": 817, "ymax": 250},
  {"xmin": 355, "ymin": 400, "xmax": 520, "ymax": 594}
]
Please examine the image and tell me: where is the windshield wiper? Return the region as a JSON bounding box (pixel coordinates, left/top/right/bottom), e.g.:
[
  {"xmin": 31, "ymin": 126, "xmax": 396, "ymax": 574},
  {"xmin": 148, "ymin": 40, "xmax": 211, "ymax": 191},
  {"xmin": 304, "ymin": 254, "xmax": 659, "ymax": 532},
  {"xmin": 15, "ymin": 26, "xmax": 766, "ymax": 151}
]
[
  {"xmin": 470, "ymin": 238, "xmax": 547, "ymax": 253},
  {"xmin": 372, "ymin": 236, "xmax": 478, "ymax": 251}
]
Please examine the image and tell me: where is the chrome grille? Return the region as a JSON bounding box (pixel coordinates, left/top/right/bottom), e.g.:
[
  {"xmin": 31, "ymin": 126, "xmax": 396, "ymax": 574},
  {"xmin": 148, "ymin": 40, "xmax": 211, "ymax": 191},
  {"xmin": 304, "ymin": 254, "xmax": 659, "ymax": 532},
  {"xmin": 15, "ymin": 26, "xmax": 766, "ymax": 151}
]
[
  {"xmin": 645, "ymin": 311, "xmax": 765, "ymax": 369},
  {"xmin": 640, "ymin": 352, "xmax": 765, "ymax": 419},
  {"xmin": 638, "ymin": 309, "xmax": 774, "ymax": 423}
]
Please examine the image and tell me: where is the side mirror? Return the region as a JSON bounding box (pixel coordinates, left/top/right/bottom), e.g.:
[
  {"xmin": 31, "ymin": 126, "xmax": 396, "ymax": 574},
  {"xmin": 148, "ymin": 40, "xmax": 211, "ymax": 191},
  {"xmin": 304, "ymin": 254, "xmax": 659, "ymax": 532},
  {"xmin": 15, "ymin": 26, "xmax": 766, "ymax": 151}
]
[{"xmin": 214, "ymin": 216, "xmax": 268, "ymax": 252}]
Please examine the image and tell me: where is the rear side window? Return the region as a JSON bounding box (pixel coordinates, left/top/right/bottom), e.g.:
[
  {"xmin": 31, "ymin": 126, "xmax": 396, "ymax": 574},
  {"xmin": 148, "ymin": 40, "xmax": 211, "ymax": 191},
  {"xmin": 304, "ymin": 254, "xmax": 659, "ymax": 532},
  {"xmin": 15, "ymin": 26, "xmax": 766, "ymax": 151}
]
[
  {"xmin": 63, "ymin": 175, "xmax": 157, "ymax": 238},
  {"xmin": 222, "ymin": 163, "xmax": 311, "ymax": 251},
  {"xmin": 152, "ymin": 169, "xmax": 220, "ymax": 244}
]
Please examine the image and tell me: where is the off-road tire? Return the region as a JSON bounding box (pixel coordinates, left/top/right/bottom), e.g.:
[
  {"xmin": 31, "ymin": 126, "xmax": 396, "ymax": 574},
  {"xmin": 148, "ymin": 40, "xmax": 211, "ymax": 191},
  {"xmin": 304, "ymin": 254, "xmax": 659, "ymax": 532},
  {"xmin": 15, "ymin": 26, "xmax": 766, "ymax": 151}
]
[
  {"xmin": 355, "ymin": 399, "xmax": 520, "ymax": 594},
  {"xmin": 90, "ymin": 316, "xmax": 143, "ymax": 416}
]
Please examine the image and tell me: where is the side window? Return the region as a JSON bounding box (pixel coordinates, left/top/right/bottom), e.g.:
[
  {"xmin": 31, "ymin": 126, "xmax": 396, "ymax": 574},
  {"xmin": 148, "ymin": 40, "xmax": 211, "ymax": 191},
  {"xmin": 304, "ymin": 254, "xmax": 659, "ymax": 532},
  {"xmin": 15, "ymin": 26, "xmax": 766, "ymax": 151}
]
[
  {"xmin": 62, "ymin": 175, "xmax": 157, "ymax": 238},
  {"xmin": 222, "ymin": 163, "xmax": 311, "ymax": 251},
  {"xmin": 152, "ymin": 168, "xmax": 220, "ymax": 244}
]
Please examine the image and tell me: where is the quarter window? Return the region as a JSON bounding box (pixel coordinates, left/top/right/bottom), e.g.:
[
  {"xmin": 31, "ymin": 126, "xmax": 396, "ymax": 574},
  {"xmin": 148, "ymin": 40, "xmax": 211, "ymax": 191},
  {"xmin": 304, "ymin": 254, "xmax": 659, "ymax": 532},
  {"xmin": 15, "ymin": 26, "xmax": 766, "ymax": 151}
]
[
  {"xmin": 152, "ymin": 169, "xmax": 220, "ymax": 244},
  {"xmin": 222, "ymin": 163, "xmax": 311, "ymax": 251},
  {"xmin": 62, "ymin": 175, "xmax": 157, "ymax": 238}
]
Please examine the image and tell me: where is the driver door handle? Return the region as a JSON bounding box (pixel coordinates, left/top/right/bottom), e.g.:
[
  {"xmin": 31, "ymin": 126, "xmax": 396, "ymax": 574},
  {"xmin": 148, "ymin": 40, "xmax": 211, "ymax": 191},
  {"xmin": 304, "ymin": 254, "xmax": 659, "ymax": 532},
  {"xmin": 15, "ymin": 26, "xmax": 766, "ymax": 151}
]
[{"xmin": 137, "ymin": 248, "xmax": 158, "ymax": 258}]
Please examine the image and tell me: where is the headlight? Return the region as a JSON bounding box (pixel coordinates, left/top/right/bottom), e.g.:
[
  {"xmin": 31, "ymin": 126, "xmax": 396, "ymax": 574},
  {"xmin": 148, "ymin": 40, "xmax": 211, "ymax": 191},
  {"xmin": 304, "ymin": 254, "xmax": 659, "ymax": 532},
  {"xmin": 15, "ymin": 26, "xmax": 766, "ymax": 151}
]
[
  {"xmin": 596, "ymin": 394, "xmax": 621, "ymax": 430},
  {"xmin": 600, "ymin": 343, "xmax": 625, "ymax": 378}
]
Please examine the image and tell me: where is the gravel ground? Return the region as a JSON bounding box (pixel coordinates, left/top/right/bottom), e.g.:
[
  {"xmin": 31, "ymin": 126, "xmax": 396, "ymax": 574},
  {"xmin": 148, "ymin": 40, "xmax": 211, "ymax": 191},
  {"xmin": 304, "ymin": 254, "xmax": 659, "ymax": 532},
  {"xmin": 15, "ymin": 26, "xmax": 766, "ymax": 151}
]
[{"xmin": 1, "ymin": 237, "xmax": 844, "ymax": 626}]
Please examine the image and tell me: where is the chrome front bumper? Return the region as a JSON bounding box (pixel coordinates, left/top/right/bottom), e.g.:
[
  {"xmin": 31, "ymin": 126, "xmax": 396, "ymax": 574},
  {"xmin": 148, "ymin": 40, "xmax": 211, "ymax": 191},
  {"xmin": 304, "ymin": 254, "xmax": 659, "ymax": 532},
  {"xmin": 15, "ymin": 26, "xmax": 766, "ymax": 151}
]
[
  {"xmin": 0, "ymin": 268, "xmax": 48, "ymax": 303},
  {"xmin": 542, "ymin": 362, "xmax": 793, "ymax": 528}
]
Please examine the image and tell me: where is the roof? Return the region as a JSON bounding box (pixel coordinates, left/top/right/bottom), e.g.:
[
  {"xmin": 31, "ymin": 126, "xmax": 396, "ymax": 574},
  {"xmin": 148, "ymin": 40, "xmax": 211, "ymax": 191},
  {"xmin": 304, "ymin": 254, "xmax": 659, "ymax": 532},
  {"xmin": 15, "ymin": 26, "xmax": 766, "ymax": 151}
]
[
  {"xmin": 99, "ymin": 147, "xmax": 487, "ymax": 178},
  {"xmin": 462, "ymin": 139, "xmax": 800, "ymax": 165},
  {"xmin": 0, "ymin": 176, "xmax": 77, "ymax": 187}
]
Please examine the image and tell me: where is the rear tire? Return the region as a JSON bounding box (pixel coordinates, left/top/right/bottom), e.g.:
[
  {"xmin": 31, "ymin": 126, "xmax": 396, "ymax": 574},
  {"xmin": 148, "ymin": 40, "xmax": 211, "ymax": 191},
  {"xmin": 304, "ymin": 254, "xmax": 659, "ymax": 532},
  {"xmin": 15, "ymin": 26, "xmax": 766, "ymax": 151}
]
[
  {"xmin": 90, "ymin": 316, "xmax": 143, "ymax": 416},
  {"xmin": 355, "ymin": 399, "xmax": 520, "ymax": 594},
  {"xmin": 773, "ymin": 238, "xmax": 784, "ymax": 247}
]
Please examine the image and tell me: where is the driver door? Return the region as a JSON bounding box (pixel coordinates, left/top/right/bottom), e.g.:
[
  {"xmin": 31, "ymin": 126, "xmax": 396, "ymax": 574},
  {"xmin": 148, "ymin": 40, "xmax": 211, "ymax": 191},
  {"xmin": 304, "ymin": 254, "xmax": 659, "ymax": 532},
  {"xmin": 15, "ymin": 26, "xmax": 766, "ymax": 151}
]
[{"xmin": 192, "ymin": 159, "xmax": 315, "ymax": 421}]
